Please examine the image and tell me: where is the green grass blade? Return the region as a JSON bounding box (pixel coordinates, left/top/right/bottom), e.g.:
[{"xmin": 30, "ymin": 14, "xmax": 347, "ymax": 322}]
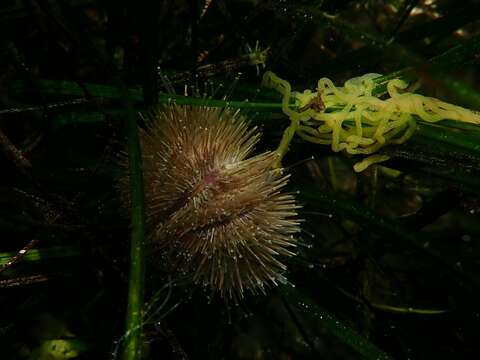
[
  {"xmin": 120, "ymin": 82, "xmax": 146, "ymax": 360},
  {"xmin": 0, "ymin": 246, "xmax": 81, "ymax": 266},
  {"xmin": 297, "ymin": 187, "xmax": 480, "ymax": 289},
  {"xmin": 279, "ymin": 284, "xmax": 393, "ymax": 360}
]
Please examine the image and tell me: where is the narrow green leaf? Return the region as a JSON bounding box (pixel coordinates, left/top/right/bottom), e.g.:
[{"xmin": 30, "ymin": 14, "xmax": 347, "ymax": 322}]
[
  {"xmin": 120, "ymin": 80, "xmax": 146, "ymax": 360},
  {"xmin": 280, "ymin": 284, "xmax": 393, "ymax": 360},
  {"xmin": 0, "ymin": 246, "xmax": 81, "ymax": 266},
  {"xmin": 297, "ymin": 187, "xmax": 480, "ymax": 288}
]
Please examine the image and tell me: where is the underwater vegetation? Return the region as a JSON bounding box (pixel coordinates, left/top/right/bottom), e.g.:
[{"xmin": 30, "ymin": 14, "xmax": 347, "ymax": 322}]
[{"xmin": 1, "ymin": 0, "xmax": 480, "ymax": 359}]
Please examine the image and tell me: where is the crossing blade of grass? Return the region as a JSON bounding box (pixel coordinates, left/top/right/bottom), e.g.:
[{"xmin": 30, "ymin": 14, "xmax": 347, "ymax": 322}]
[
  {"xmin": 0, "ymin": 246, "xmax": 81, "ymax": 266},
  {"xmin": 297, "ymin": 187, "xmax": 480, "ymax": 289},
  {"xmin": 11, "ymin": 79, "xmax": 480, "ymax": 160},
  {"xmin": 279, "ymin": 284, "xmax": 393, "ymax": 360}
]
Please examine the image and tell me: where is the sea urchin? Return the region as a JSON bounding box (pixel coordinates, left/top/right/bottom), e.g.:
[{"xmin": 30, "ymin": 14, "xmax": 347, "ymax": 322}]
[{"xmin": 120, "ymin": 105, "xmax": 300, "ymax": 300}]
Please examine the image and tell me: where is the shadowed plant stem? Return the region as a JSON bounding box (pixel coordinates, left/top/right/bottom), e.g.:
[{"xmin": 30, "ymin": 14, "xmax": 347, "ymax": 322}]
[
  {"xmin": 122, "ymin": 82, "xmax": 146, "ymax": 360},
  {"xmin": 279, "ymin": 284, "xmax": 393, "ymax": 360}
]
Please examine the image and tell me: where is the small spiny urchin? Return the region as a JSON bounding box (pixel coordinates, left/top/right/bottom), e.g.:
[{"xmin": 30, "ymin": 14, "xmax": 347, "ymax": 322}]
[{"xmin": 119, "ymin": 105, "xmax": 301, "ymax": 300}]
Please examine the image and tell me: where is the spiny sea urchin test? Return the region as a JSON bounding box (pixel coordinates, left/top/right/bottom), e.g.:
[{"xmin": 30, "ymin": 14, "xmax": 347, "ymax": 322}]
[{"xmin": 120, "ymin": 105, "xmax": 300, "ymax": 300}]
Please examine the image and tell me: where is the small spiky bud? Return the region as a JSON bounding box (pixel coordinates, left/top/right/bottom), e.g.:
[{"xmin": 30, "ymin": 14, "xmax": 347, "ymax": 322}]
[{"xmin": 120, "ymin": 105, "xmax": 300, "ymax": 300}]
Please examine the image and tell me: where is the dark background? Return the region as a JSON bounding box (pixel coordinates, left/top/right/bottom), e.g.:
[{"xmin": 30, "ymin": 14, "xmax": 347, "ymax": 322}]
[{"xmin": 0, "ymin": 0, "xmax": 480, "ymax": 359}]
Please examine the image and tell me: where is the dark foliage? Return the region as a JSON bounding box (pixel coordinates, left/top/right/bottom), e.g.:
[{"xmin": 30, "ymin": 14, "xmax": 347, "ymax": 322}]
[{"xmin": 0, "ymin": 1, "xmax": 480, "ymax": 359}]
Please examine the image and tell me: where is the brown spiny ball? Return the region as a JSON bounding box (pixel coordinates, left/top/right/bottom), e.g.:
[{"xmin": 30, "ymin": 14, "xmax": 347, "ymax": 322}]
[{"xmin": 120, "ymin": 105, "xmax": 300, "ymax": 300}]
